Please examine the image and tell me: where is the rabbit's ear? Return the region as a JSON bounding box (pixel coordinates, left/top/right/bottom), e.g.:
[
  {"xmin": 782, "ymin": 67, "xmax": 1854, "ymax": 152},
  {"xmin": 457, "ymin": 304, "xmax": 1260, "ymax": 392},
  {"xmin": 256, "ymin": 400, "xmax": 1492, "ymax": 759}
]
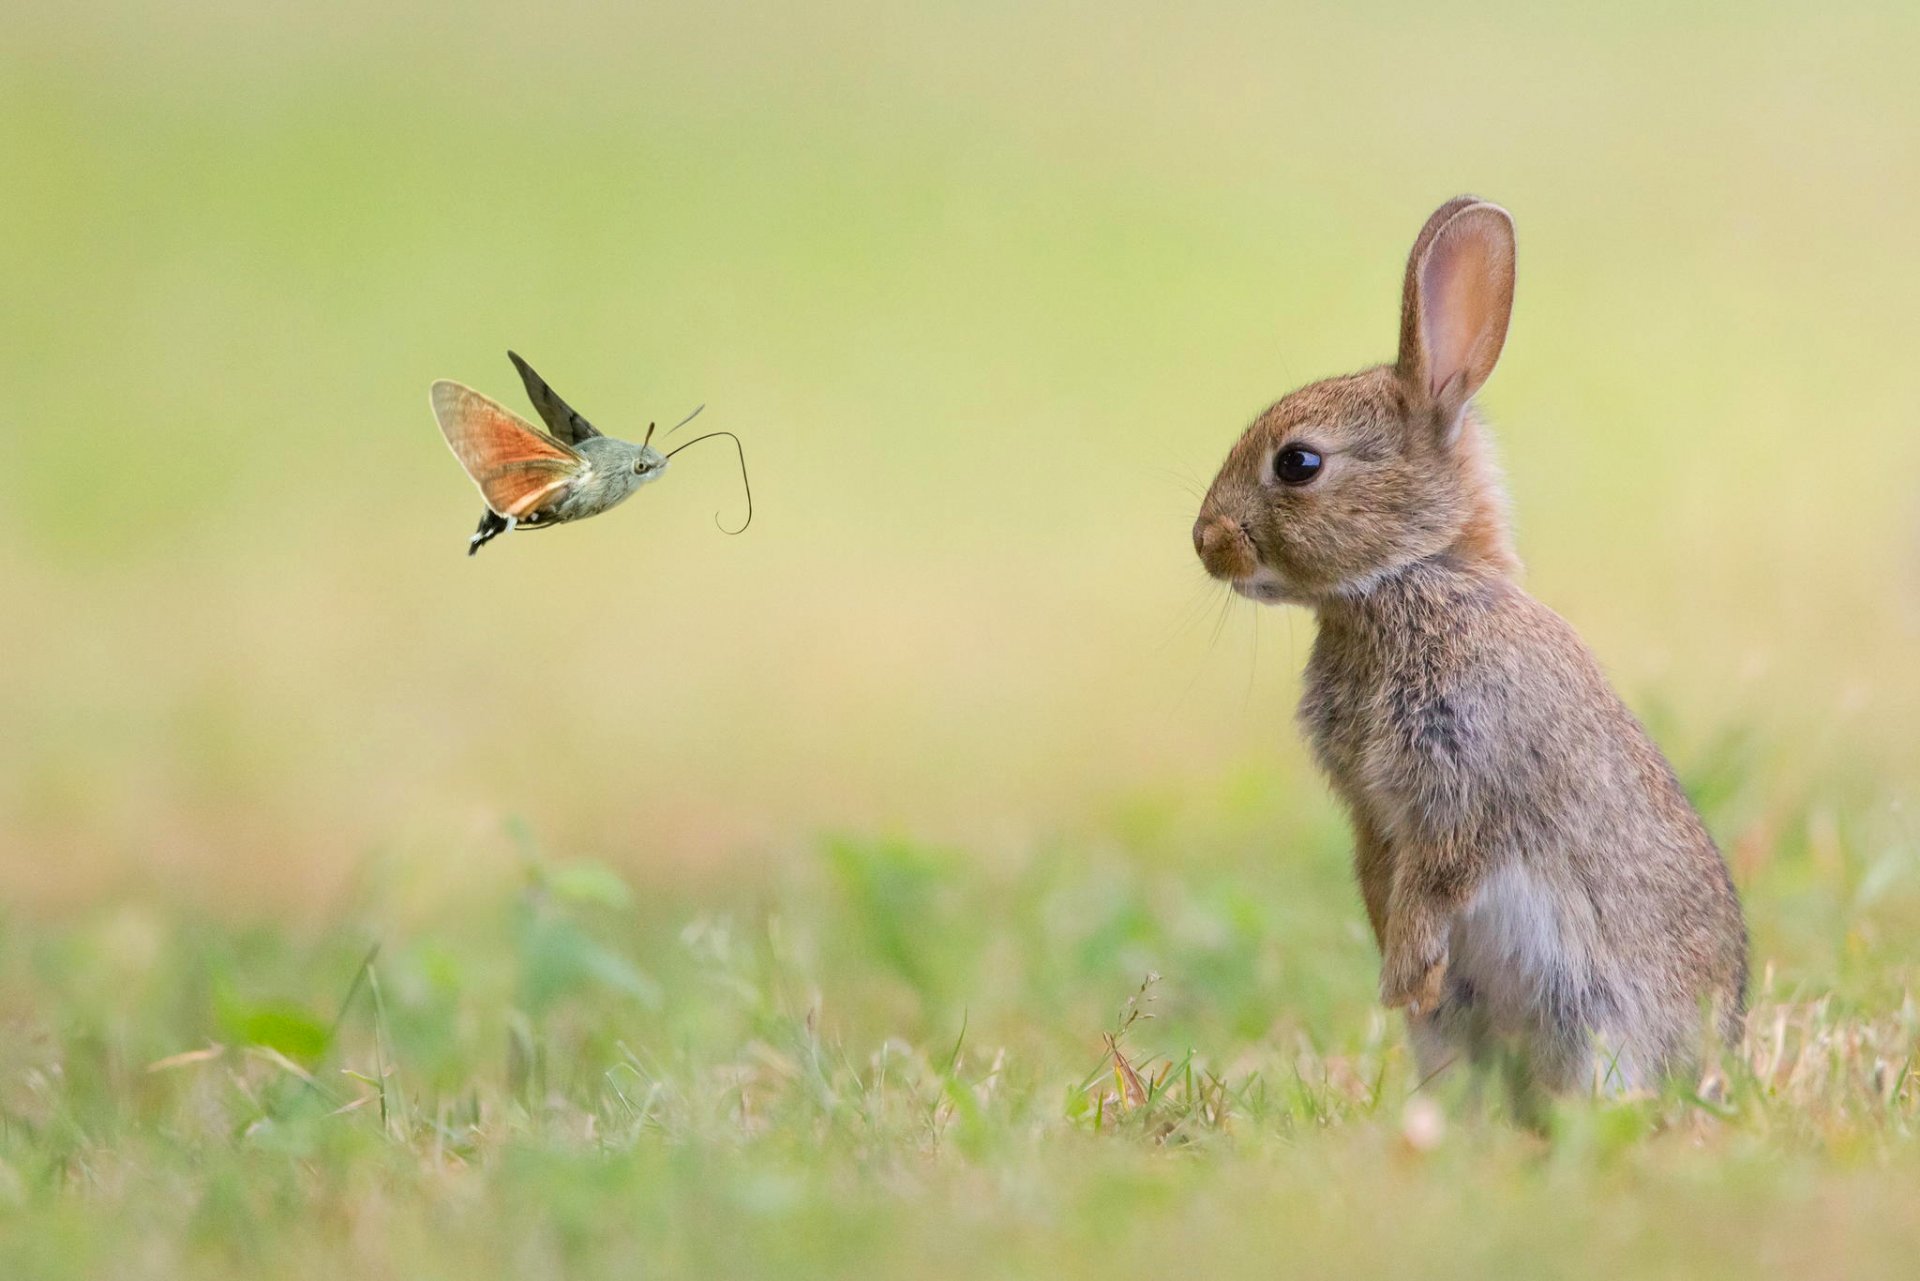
[{"xmin": 1396, "ymin": 198, "xmax": 1515, "ymax": 438}]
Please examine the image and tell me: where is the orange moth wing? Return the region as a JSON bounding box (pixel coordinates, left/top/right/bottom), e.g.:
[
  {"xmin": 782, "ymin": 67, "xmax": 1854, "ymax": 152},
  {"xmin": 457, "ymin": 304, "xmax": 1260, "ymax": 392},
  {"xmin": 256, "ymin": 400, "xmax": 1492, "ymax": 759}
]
[{"xmin": 431, "ymin": 380, "xmax": 585, "ymax": 518}]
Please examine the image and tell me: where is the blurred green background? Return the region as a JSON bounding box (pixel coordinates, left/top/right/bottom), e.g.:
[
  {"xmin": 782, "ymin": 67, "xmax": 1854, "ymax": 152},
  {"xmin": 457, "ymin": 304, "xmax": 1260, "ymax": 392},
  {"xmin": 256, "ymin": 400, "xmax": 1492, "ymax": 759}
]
[
  {"xmin": 6, "ymin": 2, "xmax": 1920, "ymax": 1276},
  {"xmin": 5, "ymin": 0, "xmax": 1919, "ymax": 909}
]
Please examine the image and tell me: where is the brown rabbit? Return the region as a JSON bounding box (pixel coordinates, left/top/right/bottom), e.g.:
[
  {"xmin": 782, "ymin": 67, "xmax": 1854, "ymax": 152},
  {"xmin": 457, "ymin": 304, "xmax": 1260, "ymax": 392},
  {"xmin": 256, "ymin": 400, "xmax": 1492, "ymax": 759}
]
[{"xmin": 1192, "ymin": 197, "xmax": 1746, "ymax": 1092}]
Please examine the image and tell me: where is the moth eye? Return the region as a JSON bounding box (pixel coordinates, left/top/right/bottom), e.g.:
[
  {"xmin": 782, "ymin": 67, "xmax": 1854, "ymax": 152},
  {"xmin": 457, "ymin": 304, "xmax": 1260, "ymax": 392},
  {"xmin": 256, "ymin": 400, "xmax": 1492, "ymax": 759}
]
[{"xmin": 1274, "ymin": 446, "xmax": 1323, "ymax": 486}]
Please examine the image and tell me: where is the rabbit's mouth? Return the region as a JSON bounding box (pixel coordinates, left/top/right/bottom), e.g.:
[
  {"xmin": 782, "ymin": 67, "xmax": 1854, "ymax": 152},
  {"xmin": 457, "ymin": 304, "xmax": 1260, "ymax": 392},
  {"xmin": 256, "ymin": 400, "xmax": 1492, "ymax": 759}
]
[{"xmin": 1230, "ymin": 566, "xmax": 1294, "ymax": 605}]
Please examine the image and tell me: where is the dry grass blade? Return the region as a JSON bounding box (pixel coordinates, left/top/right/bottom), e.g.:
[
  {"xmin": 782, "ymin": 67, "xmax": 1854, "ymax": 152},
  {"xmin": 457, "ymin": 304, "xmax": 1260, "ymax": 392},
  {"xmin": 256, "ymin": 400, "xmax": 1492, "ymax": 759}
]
[
  {"xmin": 145, "ymin": 1044, "xmax": 226, "ymax": 1073},
  {"xmin": 1104, "ymin": 1033, "xmax": 1149, "ymax": 1110},
  {"xmin": 245, "ymin": 1044, "xmax": 320, "ymax": 1085}
]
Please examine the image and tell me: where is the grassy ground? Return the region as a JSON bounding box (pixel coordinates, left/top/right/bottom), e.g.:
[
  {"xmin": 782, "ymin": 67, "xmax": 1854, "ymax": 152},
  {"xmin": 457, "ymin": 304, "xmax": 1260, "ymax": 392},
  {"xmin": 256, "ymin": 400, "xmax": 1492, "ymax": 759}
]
[
  {"xmin": 4, "ymin": 0, "xmax": 1920, "ymax": 1275},
  {"xmin": 5, "ymin": 768, "xmax": 1920, "ymax": 1279}
]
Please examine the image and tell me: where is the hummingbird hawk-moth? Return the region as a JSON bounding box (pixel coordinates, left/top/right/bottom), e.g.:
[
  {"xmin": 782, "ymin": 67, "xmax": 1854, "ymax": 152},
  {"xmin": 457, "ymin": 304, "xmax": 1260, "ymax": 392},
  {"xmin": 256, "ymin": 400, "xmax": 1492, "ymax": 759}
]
[{"xmin": 431, "ymin": 351, "xmax": 751, "ymax": 555}]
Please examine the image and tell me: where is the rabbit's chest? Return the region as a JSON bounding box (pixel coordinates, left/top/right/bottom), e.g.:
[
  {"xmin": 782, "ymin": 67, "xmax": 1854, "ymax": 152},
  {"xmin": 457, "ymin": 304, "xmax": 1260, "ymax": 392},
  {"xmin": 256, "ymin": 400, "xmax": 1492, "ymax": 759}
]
[
  {"xmin": 1300, "ymin": 646, "xmax": 1463, "ymax": 815},
  {"xmin": 1297, "ymin": 668, "xmax": 1372, "ymax": 793}
]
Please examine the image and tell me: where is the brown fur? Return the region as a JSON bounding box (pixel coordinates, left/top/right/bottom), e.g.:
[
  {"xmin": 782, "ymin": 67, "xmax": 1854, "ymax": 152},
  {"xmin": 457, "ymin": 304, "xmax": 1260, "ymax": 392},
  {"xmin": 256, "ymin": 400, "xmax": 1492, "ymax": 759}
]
[{"xmin": 1193, "ymin": 199, "xmax": 1746, "ymax": 1093}]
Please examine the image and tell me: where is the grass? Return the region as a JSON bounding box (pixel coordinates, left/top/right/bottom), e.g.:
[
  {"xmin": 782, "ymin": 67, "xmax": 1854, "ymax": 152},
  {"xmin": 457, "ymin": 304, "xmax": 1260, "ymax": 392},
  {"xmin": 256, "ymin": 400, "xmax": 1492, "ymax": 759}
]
[
  {"xmin": 4, "ymin": 755, "xmax": 1919, "ymax": 1278},
  {"xmin": 4, "ymin": 0, "xmax": 1920, "ymax": 1274}
]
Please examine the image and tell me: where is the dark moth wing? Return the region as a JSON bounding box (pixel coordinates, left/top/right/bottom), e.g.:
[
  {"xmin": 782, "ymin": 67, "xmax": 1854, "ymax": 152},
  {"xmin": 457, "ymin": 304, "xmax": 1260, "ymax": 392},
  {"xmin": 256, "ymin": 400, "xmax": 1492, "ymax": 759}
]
[
  {"xmin": 507, "ymin": 350, "xmax": 603, "ymax": 446},
  {"xmin": 431, "ymin": 380, "xmax": 585, "ymax": 519}
]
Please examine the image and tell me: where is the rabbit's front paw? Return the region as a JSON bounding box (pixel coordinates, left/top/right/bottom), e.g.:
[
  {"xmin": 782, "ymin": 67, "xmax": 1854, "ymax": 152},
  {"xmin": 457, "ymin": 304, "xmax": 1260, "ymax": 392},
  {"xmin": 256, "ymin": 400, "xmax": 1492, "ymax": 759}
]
[{"xmin": 1380, "ymin": 948, "xmax": 1449, "ymax": 1017}]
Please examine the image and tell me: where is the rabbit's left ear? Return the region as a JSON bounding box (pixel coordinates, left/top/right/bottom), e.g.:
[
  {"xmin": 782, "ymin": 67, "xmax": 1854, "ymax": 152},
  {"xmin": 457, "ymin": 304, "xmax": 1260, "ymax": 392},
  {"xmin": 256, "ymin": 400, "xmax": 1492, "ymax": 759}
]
[{"xmin": 1396, "ymin": 198, "xmax": 1516, "ymax": 438}]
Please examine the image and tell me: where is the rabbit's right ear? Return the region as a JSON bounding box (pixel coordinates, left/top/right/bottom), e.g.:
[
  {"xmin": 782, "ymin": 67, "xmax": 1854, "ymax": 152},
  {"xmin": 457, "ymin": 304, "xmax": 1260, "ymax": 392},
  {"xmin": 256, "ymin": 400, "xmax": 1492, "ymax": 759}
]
[{"xmin": 1396, "ymin": 197, "xmax": 1516, "ymax": 439}]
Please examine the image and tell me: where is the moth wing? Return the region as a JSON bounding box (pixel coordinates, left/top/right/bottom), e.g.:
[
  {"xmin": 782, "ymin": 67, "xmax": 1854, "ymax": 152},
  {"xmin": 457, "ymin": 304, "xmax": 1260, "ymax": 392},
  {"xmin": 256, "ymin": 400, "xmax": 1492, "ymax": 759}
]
[
  {"xmin": 507, "ymin": 350, "xmax": 603, "ymax": 445},
  {"xmin": 431, "ymin": 380, "xmax": 585, "ymax": 518}
]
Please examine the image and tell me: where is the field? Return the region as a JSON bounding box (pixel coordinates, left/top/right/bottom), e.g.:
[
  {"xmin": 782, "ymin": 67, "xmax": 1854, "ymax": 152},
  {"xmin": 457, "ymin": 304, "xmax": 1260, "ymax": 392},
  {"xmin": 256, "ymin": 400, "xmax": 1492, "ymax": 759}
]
[{"xmin": 4, "ymin": 1, "xmax": 1920, "ymax": 1276}]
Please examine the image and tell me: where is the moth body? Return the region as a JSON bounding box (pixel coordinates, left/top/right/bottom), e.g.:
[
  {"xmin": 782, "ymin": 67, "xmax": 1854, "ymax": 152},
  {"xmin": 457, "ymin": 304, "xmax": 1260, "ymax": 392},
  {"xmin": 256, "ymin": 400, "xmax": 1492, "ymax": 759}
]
[
  {"xmin": 553, "ymin": 436, "xmax": 669, "ymax": 522},
  {"xmin": 432, "ymin": 351, "xmax": 707, "ymax": 555}
]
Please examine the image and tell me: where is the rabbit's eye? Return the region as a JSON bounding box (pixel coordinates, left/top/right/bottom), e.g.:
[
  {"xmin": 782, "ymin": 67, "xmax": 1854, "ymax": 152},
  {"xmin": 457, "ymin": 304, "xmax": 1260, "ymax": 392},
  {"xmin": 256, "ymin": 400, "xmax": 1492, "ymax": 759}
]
[{"xmin": 1274, "ymin": 446, "xmax": 1323, "ymax": 486}]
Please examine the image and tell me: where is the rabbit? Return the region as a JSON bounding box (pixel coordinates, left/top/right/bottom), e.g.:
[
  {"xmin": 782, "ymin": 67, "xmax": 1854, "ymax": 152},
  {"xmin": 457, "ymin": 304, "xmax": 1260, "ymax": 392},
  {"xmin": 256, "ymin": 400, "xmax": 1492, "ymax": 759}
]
[{"xmin": 1191, "ymin": 197, "xmax": 1747, "ymax": 1094}]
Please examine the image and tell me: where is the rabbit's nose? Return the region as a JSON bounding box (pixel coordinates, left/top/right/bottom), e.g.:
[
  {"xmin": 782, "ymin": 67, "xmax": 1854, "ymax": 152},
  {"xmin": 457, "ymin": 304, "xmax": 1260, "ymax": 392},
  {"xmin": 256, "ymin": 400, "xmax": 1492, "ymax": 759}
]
[{"xmin": 1193, "ymin": 516, "xmax": 1256, "ymax": 580}]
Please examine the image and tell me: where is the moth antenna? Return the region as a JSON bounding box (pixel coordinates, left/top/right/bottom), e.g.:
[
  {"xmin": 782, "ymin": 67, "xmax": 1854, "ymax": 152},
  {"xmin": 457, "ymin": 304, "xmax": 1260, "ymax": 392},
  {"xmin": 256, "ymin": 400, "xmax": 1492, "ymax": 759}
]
[
  {"xmin": 664, "ymin": 404, "xmax": 705, "ymax": 437},
  {"xmin": 662, "ymin": 430, "xmax": 753, "ymax": 534},
  {"xmin": 644, "ymin": 421, "xmax": 657, "ymax": 448}
]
